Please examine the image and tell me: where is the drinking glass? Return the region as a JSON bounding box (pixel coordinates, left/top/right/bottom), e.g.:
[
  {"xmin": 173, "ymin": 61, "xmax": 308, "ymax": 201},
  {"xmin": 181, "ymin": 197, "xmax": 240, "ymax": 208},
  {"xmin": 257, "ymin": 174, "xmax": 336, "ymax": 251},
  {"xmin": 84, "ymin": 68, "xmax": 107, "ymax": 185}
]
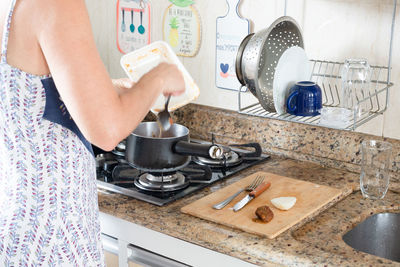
[
  {"xmin": 319, "ymin": 107, "xmax": 352, "ymax": 129},
  {"xmin": 341, "ymin": 59, "xmax": 371, "ymax": 117},
  {"xmin": 360, "ymin": 140, "xmax": 392, "ymax": 200}
]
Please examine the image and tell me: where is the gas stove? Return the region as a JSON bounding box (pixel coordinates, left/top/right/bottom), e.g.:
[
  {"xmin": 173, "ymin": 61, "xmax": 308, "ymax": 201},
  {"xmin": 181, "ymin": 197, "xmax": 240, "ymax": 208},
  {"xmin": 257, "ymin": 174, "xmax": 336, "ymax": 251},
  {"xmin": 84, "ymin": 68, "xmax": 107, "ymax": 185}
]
[{"xmin": 95, "ymin": 139, "xmax": 269, "ymax": 206}]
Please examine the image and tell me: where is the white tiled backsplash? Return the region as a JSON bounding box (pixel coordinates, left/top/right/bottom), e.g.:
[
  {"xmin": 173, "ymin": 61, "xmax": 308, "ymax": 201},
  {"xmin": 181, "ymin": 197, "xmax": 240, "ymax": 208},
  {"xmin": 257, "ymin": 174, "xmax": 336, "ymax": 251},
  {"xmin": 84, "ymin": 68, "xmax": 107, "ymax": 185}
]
[{"xmin": 86, "ymin": 0, "xmax": 400, "ymax": 140}]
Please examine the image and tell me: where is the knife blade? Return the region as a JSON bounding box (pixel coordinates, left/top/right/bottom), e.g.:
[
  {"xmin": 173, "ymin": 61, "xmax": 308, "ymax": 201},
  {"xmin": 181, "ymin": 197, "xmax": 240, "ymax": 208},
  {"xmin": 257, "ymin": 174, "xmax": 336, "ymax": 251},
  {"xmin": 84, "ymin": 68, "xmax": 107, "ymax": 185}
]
[{"xmin": 233, "ymin": 182, "xmax": 271, "ymax": 212}]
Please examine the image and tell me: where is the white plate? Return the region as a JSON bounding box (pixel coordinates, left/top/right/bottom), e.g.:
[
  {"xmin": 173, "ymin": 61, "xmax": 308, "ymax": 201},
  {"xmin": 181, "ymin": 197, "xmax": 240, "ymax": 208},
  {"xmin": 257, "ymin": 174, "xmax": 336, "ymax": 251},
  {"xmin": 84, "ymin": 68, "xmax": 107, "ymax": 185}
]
[
  {"xmin": 121, "ymin": 41, "xmax": 200, "ymax": 113},
  {"xmin": 273, "ymin": 46, "xmax": 311, "ymax": 115}
]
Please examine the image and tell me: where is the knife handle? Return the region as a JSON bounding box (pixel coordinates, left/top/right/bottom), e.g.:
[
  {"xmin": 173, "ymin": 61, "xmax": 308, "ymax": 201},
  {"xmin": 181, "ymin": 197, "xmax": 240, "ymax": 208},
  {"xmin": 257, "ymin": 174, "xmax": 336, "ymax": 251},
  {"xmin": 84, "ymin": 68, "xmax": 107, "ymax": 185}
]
[{"xmin": 249, "ymin": 182, "xmax": 271, "ymax": 198}]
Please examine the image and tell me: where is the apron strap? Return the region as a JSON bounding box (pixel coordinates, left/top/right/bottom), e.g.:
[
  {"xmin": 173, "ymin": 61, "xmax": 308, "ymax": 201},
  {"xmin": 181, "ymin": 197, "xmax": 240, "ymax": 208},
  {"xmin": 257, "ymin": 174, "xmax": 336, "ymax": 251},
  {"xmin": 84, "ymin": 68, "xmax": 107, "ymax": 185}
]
[{"xmin": 1, "ymin": 0, "xmax": 17, "ymax": 64}]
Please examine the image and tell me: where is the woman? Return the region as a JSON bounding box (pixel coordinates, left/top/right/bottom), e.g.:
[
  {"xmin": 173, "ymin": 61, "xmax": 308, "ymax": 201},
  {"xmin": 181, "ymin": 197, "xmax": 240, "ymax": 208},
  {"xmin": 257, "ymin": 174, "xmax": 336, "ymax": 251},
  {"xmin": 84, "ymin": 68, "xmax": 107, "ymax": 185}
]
[{"xmin": 0, "ymin": 0, "xmax": 185, "ymax": 266}]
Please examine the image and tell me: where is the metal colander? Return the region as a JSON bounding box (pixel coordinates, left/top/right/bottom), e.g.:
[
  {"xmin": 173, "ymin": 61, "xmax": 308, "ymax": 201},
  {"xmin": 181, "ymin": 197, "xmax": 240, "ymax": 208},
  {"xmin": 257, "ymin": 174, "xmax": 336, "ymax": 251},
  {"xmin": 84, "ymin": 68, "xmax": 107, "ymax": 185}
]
[{"xmin": 236, "ymin": 16, "xmax": 304, "ymax": 112}]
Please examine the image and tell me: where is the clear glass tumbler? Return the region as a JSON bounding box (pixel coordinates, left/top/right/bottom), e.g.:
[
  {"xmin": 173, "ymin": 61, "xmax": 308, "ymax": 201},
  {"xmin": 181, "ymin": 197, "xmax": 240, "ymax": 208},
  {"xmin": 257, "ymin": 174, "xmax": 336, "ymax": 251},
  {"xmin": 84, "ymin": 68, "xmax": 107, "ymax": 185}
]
[
  {"xmin": 319, "ymin": 107, "xmax": 353, "ymax": 129},
  {"xmin": 341, "ymin": 59, "xmax": 372, "ymax": 117},
  {"xmin": 360, "ymin": 140, "xmax": 392, "ymax": 200}
]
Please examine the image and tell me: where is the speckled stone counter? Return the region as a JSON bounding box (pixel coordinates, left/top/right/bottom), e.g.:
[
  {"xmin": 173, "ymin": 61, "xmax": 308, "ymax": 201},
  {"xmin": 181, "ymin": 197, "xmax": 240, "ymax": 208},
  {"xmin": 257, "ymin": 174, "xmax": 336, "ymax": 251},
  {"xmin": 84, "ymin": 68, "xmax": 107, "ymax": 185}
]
[{"xmin": 98, "ymin": 157, "xmax": 400, "ymax": 267}]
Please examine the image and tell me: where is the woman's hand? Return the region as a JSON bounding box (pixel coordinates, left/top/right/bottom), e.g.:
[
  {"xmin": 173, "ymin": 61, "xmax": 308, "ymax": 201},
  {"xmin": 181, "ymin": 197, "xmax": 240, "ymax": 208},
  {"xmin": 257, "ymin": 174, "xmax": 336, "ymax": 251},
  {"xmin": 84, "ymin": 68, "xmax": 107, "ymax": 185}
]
[
  {"xmin": 144, "ymin": 63, "xmax": 186, "ymax": 97},
  {"xmin": 113, "ymin": 62, "xmax": 185, "ymax": 97}
]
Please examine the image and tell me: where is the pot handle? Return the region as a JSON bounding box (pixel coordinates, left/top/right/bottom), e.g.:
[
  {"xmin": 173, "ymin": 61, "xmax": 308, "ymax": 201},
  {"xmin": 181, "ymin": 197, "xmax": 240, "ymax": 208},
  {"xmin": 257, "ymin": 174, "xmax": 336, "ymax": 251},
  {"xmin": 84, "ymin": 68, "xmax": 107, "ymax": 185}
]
[{"xmin": 173, "ymin": 141, "xmax": 223, "ymax": 159}]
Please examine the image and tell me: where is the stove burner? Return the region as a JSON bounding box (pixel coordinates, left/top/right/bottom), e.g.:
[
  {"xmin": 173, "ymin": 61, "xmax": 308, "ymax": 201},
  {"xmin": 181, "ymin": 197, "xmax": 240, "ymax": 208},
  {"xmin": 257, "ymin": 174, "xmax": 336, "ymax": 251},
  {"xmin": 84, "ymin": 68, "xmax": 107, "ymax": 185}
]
[
  {"xmin": 193, "ymin": 142, "xmax": 263, "ymax": 168},
  {"xmin": 134, "ymin": 172, "xmax": 189, "ymax": 192},
  {"xmin": 193, "ymin": 150, "xmax": 242, "ymax": 167},
  {"xmin": 144, "ymin": 173, "xmax": 179, "ymax": 183}
]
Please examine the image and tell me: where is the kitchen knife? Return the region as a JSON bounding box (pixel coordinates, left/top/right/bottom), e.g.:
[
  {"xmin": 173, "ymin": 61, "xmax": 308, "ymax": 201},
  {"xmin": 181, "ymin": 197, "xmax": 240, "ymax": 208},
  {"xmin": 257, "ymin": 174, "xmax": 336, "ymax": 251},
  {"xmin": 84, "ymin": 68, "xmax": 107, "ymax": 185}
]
[{"xmin": 233, "ymin": 182, "xmax": 271, "ymax": 212}]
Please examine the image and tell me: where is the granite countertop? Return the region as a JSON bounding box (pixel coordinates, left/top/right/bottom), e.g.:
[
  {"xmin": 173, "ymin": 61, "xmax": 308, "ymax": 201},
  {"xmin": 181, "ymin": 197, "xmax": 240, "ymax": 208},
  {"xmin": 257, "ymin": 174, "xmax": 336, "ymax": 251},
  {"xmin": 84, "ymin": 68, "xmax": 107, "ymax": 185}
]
[{"xmin": 98, "ymin": 156, "xmax": 400, "ymax": 267}]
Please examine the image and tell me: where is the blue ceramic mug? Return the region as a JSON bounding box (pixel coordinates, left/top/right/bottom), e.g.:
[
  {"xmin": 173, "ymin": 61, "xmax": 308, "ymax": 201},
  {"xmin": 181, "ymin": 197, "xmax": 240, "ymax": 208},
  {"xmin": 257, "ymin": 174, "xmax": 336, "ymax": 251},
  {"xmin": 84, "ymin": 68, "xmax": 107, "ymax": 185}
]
[{"xmin": 286, "ymin": 81, "xmax": 322, "ymax": 116}]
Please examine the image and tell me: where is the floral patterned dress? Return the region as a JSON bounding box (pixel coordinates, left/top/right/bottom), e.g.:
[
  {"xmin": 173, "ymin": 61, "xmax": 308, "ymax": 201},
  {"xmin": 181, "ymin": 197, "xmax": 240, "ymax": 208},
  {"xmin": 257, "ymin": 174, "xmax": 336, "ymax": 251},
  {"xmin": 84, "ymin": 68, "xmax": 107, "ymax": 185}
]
[{"xmin": 0, "ymin": 0, "xmax": 104, "ymax": 266}]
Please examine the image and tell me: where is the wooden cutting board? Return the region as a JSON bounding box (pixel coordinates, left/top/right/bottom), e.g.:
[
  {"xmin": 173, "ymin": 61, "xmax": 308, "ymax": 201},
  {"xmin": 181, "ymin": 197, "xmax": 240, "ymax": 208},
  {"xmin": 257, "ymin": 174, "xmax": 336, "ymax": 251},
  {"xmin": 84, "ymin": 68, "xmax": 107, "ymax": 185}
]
[{"xmin": 181, "ymin": 171, "xmax": 343, "ymax": 239}]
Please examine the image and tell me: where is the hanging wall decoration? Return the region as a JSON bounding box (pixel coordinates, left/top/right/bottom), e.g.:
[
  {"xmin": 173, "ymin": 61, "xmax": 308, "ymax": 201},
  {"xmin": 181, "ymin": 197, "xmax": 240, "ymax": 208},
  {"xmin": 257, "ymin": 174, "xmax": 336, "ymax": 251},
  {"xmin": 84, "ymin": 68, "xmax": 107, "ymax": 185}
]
[
  {"xmin": 117, "ymin": 0, "xmax": 151, "ymax": 54},
  {"xmin": 216, "ymin": 0, "xmax": 249, "ymax": 90},
  {"xmin": 163, "ymin": 0, "xmax": 201, "ymax": 57}
]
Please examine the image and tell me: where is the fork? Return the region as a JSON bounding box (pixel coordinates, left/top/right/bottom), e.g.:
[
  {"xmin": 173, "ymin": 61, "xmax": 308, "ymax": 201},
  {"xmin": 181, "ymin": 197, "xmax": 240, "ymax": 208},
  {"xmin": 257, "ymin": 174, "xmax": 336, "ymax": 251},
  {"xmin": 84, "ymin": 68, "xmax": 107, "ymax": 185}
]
[{"xmin": 212, "ymin": 175, "xmax": 264, "ymax": 210}]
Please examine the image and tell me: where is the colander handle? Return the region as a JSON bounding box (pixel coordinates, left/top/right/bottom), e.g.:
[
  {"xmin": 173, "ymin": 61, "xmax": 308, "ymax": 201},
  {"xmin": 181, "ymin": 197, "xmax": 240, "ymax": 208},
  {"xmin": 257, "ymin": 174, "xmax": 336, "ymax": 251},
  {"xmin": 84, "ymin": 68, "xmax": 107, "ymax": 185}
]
[{"xmin": 286, "ymin": 90, "xmax": 299, "ymax": 113}]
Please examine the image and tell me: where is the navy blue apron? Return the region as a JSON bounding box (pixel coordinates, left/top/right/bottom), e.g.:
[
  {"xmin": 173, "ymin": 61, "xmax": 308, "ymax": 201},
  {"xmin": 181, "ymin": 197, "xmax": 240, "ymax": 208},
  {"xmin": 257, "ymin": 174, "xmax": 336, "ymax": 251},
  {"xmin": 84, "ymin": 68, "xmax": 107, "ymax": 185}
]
[{"xmin": 41, "ymin": 77, "xmax": 94, "ymax": 156}]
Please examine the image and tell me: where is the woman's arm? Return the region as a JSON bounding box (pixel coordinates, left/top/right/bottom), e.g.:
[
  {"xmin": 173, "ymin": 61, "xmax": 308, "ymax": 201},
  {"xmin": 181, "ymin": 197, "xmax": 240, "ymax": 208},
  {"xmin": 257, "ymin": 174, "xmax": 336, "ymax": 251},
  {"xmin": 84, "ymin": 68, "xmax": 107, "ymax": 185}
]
[
  {"xmin": 35, "ymin": 0, "xmax": 184, "ymax": 151},
  {"xmin": 112, "ymin": 78, "xmax": 135, "ymax": 95}
]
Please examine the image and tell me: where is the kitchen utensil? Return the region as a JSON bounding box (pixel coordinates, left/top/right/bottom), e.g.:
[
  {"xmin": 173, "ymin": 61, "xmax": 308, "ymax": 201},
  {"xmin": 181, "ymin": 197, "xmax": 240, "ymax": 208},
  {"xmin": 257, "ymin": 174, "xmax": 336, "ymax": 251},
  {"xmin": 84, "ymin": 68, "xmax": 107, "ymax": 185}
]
[
  {"xmin": 121, "ymin": 8, "xmax": 126, "ymax": 32},
  {"xmin": 212, "ymin": 175, "xmax": 264, "ymax": 210},
  {"xmin": 181, "ymin": 171, "xmax": 344, "ymax": 239},
  {"xmin": 273, "ymin": 46, "xmax": 311, "ymax": 114},
  {"xmin": 360, "ymin": 140, "xmax": 392, "ymax": 200},
  {"xmin": 138, "ymin": 10, "xmax": 145, "ymax": 34},
  {"xmin": 121, "ymin": 41, "xmax": 200, "ymax": 113},
  {"xmin": 286, "ymin": 81, "xmax": 322, "ymax": 116},
  {"xmin": 215, "ymin": 0, "xmax": 249, "ymax": 90},
  {"xmin": 235, "ymin": 16, "xmax": 304, "ymax": 112},
  {"xmin": 126, "ymin": 122, "xmax": 223, "ymax": 172},
  {"xmin": 235, "ymin": 33, "xmax": 253, "ymax": 87},
  {"xmin": 233, "ymin": 181, "xmax": 271, "ymax": 211},
  {"xmin": 130, "ymin": 9, "xmax": 135, "ymax": 33},
  {"xmin": 157, "ymin": 95, "xmax": 173, "ymax": 132}
]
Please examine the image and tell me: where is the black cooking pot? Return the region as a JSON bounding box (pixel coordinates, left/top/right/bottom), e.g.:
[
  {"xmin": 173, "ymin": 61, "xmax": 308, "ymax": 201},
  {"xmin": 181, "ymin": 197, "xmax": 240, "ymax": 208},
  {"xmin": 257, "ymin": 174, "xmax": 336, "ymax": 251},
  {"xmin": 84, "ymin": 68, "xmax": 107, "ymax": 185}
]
[{"xmin": 126, "ymin": 122, "xmax": 223, "ymax": 172}]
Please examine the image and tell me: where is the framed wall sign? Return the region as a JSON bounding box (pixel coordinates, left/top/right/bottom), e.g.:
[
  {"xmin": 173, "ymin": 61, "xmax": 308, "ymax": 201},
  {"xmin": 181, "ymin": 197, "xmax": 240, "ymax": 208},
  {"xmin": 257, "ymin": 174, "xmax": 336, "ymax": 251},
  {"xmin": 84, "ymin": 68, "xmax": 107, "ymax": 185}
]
[
  {"xmin": 117, "ymin": 0, "xmax": 151, "ymax": 54},
  {"xmin": 163, "ymin": 1, "xmax": 201, "ymax": 57}
]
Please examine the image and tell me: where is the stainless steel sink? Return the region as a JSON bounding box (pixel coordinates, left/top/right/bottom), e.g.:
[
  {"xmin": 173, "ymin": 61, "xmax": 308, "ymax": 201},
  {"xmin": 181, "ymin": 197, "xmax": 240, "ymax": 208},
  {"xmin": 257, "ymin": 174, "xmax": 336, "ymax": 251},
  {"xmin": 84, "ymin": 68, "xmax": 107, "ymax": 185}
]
[{"xmin": 343, "ymin": 212, "xmax": 400, "ymax": 262}]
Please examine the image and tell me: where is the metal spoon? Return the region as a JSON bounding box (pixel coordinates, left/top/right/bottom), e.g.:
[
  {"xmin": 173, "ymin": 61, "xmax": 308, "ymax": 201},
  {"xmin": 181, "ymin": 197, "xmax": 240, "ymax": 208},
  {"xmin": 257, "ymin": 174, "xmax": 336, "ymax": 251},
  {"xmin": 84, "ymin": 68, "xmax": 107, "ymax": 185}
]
[{"xmin": 157, "ymin": 96, "xmax": 173, "ymax": 132}]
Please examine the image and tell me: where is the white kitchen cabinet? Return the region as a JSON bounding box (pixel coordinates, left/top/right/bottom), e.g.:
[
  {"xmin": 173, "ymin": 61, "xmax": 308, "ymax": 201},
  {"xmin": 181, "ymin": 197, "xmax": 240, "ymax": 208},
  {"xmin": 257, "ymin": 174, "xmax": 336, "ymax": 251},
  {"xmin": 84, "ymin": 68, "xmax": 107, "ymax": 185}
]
[{"xmin": 100, "ymin": 212, "xmax": 258, "ymax": 267}]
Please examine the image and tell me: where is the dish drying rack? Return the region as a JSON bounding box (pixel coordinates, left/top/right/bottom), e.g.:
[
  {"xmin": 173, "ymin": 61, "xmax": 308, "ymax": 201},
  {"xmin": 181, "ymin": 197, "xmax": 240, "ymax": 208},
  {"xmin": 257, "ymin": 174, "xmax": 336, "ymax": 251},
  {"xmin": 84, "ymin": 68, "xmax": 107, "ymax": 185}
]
[{"xmin": 238, "ymin": 0, "xmax": 396, "ymax": 131}]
